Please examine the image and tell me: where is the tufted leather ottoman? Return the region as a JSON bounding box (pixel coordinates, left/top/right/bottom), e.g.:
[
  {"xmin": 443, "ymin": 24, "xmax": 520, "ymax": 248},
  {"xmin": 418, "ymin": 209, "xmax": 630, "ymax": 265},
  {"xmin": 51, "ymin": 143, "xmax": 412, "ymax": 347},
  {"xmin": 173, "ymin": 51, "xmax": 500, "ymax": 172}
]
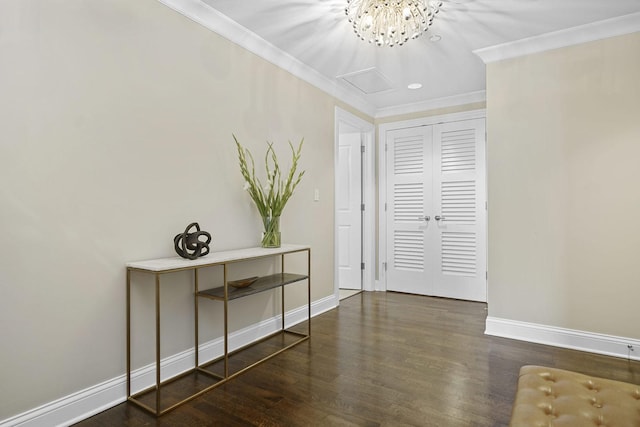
[{"xmin": 509, "ymin": 365, "xmax": 640, "ymax": 426}]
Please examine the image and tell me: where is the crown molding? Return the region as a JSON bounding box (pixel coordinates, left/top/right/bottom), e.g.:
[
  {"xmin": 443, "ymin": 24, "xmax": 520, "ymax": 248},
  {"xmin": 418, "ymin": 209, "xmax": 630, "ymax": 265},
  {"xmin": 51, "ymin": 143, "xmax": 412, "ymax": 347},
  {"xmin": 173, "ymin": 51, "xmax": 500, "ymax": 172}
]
[
  {"xmin": 474, "ymin": 12, "xmax": 640, "ymax": 64},
  {"xmin": 375, "ymin": 90, "xmax": 486, "ymax": 118},
  {"xmin": 155, "ymin": 0, "xmax": 489, "ymax": 121},
  {"xmin": 156, "ymin": 0, "xmax": 376, "ymax": 117}
]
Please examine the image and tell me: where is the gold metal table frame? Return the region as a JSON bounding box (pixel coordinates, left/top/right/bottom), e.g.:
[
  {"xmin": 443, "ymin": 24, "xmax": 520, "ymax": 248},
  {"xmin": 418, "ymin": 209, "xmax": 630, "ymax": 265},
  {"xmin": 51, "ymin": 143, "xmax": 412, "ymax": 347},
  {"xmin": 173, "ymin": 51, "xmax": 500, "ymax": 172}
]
[{"xmin": 126, "ymin": 245, "xmax": 311, "ymax": 416}]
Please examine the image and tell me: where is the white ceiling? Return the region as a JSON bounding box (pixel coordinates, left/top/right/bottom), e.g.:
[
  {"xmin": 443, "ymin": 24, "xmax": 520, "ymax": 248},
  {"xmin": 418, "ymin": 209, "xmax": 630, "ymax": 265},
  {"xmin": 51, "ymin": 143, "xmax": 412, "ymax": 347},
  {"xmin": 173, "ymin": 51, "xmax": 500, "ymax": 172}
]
[{"xmin": 176, "ymin": 0, "xmax": 640, "ymax": 114}]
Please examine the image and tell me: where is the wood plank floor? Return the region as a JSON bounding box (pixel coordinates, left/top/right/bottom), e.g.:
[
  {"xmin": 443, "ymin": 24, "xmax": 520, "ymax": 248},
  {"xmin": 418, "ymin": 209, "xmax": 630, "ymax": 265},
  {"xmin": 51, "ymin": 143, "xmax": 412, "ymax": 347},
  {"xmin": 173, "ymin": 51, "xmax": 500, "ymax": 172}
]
[{"xmin": 76, "ymin": 292, "xmax": 640, "ymax": 426}]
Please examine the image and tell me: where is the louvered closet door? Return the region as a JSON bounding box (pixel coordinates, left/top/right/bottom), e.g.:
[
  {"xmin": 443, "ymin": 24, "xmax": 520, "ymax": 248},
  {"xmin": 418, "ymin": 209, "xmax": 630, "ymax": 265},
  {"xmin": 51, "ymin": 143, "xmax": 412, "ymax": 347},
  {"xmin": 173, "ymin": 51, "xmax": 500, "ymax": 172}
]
[
  {"xmin": 385, "ymin": 127, "xmax": 436, "ymax": 295},
  {"xmin": 432, "ymin": 119, "xmax": 486, "ymax": 302}
]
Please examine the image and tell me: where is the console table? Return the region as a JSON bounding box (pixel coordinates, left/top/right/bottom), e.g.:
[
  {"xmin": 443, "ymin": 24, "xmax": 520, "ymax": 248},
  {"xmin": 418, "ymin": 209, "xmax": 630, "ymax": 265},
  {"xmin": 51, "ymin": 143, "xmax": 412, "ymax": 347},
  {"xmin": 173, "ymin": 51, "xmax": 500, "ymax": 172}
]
[{"xmin": 126, "ymin": 244, "xmax": 311, "ymax": 416}]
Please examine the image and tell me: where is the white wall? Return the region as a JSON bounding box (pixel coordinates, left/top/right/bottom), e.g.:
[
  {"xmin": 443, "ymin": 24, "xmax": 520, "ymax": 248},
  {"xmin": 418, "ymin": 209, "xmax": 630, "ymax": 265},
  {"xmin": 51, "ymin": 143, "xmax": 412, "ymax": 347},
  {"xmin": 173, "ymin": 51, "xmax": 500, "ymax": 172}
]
[
  {"xmin": 0, "ymin": 0, "xmax": 358, "ymax": 420},
  {"xmin": 486, "ymin": 32, "xmax": 640, "ymax": 339}
]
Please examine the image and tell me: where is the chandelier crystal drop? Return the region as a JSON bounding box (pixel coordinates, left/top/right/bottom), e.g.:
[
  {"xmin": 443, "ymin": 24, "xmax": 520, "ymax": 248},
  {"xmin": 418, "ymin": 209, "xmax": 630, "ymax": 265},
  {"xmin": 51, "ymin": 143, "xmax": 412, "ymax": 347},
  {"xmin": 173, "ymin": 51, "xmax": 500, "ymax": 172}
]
[{"xmin": 345, "ymin": 0, "xmax": 443, "ymax": 47}]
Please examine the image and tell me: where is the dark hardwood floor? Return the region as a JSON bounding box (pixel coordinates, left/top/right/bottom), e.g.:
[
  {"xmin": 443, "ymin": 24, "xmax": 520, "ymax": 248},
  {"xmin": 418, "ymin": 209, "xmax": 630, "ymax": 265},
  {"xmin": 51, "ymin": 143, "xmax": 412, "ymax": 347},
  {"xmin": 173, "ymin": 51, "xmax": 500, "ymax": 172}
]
[{"xmin": 76, "ymin": 292, "xmax": 640, "ymax": 426}]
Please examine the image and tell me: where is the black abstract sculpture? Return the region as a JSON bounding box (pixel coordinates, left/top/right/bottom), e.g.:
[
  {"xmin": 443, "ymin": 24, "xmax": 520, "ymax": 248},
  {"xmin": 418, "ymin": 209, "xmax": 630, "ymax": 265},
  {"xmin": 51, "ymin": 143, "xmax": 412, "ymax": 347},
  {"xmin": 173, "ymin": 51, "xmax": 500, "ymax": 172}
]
[{"xmin": 174, "ymin": 222, "xmax": 212, "ymax": 260}]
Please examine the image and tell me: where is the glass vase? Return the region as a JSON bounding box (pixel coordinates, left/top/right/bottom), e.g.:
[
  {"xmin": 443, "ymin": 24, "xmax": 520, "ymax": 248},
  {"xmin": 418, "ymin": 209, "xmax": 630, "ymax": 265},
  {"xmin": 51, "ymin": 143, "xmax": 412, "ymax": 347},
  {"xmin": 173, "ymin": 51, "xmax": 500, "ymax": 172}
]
[{"xmin": 261, "ymin": 215, "xmax": 281, "ymax": 248}]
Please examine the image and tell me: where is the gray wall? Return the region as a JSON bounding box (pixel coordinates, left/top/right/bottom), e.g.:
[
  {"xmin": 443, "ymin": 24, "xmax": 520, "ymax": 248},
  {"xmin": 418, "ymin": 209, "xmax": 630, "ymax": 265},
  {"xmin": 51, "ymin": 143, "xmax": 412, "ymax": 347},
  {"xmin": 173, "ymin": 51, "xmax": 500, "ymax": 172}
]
[
  {"xmin": 487, "ymin": 32, "xmax": 640, "ymax": 338},
  {"xmin": 0, "ymin": 0, "xmax": 346, "ymax": 419}
]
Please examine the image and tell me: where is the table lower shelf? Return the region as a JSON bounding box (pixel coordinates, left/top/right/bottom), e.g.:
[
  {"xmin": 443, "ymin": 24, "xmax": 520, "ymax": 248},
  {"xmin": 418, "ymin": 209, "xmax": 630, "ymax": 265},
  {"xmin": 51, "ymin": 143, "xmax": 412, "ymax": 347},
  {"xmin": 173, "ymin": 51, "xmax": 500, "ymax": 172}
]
[
  {"xmin": 197, "ymin": 273, "xmax": 309, "ymax": 301},
  {"xmin": 128, "ymin": 328, "xmax": 309, "ymax": 416}
]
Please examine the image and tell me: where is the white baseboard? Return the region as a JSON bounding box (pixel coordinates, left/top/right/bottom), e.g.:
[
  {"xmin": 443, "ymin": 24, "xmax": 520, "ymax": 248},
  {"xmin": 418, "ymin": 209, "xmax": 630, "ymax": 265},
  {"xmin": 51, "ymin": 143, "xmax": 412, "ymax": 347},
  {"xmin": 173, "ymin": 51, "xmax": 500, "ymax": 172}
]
[
  {"xmin": 0, "ymin": 295, "xmax": 338, "ymax": 427},
  {"xmin": 485, "ymin": 316, "xmax": 640, "ymax": 361}
]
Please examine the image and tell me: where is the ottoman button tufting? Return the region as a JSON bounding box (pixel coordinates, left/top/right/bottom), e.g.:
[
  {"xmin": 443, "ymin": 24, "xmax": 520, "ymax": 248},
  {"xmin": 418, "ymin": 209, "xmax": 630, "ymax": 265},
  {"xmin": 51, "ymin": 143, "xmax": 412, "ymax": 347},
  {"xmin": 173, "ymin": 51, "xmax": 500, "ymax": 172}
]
[{"xmin": 510, "ymin": 366, "xmax": 640, "ymax": 426}]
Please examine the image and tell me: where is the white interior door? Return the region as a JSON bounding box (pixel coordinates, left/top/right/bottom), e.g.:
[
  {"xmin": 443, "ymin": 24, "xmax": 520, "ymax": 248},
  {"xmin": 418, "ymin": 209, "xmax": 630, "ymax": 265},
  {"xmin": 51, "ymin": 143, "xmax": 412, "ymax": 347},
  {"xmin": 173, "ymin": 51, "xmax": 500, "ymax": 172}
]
[
  {"xmin": 432, "ymin": 119, "xmax": 487, "ymax": 301},
  {"xmin": 337, "ymin": 132, "xmax": 362, "ymax": 290},
  {"xmin": 384, "ymin": 119, "xmax": 487, "ymax": 302},
  {"xmin": 385, "ymin": 127, "xmax": 435, "ymax": 294}
]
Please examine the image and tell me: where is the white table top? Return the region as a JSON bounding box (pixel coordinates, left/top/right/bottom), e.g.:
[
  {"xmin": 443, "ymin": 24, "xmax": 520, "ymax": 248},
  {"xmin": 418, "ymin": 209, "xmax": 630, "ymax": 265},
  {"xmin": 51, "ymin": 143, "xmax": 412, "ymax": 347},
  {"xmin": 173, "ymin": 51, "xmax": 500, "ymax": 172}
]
[{"xmin": 126, "ymin": 244, "xmax": 310, "ymax": 272}]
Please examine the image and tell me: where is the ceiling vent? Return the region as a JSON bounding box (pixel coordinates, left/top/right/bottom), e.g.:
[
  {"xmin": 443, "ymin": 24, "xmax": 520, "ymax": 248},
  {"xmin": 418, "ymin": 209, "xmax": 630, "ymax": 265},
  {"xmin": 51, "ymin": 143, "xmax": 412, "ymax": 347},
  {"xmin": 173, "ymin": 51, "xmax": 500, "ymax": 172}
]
[{"xmin": 338, "ymin": 68, "xmax": 393, "ymax": 94}]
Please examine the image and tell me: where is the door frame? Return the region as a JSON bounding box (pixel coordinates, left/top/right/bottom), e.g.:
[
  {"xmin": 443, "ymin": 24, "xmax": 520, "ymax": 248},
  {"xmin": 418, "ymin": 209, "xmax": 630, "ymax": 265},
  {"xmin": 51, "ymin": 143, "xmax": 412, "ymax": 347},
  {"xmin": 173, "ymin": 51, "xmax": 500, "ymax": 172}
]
[
  {"xmin": 378, "ymin": 109, "xmax": 487, "ymax": 292},
  {"xmin": 334, "ymin": 107, "xmax": 375, "ymax": 301}
]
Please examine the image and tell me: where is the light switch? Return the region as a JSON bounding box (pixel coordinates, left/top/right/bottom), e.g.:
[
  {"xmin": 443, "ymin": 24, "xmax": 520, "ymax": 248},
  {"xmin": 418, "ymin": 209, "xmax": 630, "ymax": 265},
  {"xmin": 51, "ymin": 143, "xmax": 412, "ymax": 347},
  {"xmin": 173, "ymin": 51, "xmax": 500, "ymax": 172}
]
[{"xmin": 314, "ymin": 189, "xmax": 320, "ymax": 201}]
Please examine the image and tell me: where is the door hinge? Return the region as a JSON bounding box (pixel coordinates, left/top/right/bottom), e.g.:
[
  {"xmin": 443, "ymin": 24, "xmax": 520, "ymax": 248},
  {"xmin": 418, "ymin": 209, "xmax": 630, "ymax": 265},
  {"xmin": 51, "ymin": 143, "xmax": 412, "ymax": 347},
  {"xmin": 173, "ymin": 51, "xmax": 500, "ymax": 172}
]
[
  {"xmin": 485, "ymin": 201, "xmax": 488, "ymax": 210},
  {"xmin": 383, "ymin": 262, "xmax": 388, "ymax": 271},
  {"xmin": 361, "ymin": 145, "xmax": 365, "ymax": 153},
  {"xmin": 486, "ymin": 271, "xmax": 488, "ymax": 280},
  {"xmin": 385, "ymin": 143, "xmax": 388, "ymax": 152},
  {"xmin": 361, "ymin": 262, "xmax": 365, "ymax": 270},
  {"xmin": 384, "ymin": 202, "xmax": 387, "ymax": 212},
  {"xmin": 361, "ymin": 203, "xmax": 365, "ymax": 211}
]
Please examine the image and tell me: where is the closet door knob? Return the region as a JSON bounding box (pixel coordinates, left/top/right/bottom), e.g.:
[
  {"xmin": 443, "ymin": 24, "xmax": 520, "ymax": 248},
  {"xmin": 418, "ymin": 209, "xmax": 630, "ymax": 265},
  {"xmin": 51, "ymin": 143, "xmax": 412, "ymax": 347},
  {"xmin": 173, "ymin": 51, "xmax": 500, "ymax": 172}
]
[
  {"xmin": 435, "ymin": 215, "xmax": 445, "ymax": 221},
  {"xmin": 418, "ymin": 215, "xmax": 430, "ymax": 222}
]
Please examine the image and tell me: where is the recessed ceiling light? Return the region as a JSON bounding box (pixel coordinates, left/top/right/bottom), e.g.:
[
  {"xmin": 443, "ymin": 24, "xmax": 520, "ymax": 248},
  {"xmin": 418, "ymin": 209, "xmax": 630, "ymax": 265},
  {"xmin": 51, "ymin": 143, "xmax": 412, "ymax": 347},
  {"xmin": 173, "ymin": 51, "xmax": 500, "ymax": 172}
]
[
  {"xmin": 408, "ymin": 83, "xmax": 422, "ymax": 90},
  {"xmin": 429, "ymin": 34, "xmax": 442, "ymax": 42}
]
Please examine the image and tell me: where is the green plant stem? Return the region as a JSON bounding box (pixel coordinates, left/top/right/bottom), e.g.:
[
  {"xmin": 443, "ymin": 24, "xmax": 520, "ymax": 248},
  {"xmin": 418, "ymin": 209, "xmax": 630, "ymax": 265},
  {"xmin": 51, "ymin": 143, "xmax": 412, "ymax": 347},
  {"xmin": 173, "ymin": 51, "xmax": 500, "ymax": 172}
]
[{"xmin": 234, "ymin": 134, "xmax": 305, "ymax": 220}]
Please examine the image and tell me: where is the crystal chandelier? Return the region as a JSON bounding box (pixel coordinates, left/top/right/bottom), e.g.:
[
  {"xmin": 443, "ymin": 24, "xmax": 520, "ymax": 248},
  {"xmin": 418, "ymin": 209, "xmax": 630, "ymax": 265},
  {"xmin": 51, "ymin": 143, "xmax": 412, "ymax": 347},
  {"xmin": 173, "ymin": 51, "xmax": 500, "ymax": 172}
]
[{"xmin": 345, "ymin": 0, "xmax": 443, "ymax": 47}]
